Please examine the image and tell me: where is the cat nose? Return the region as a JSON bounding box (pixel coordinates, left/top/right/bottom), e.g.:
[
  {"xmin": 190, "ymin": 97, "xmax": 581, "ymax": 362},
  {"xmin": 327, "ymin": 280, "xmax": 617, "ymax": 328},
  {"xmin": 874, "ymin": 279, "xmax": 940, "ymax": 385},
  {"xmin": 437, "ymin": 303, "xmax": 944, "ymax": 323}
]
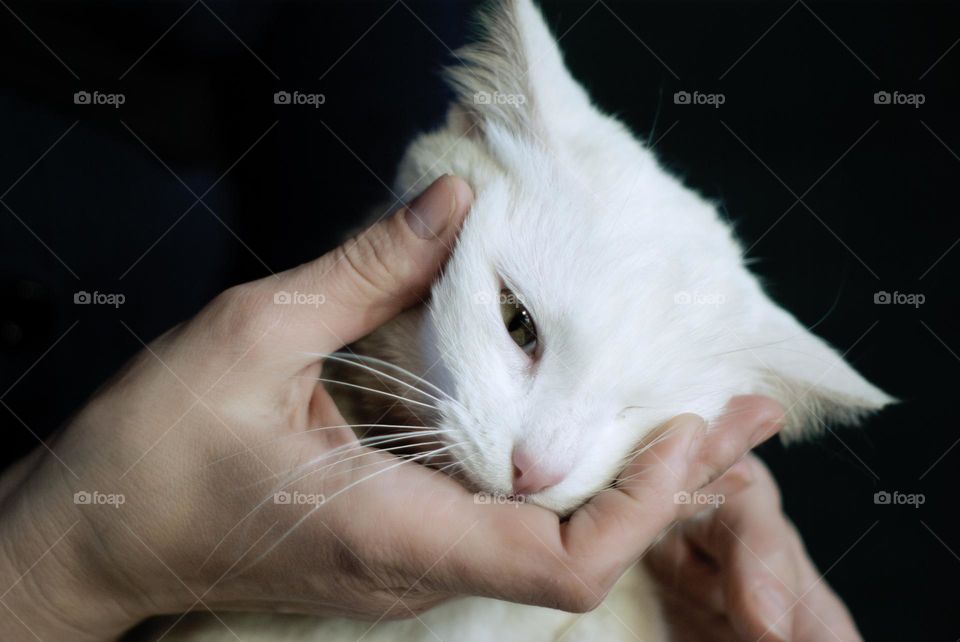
[{"xmin": 512, "ymin": 447, "xmax": 567, "ymax": 495}]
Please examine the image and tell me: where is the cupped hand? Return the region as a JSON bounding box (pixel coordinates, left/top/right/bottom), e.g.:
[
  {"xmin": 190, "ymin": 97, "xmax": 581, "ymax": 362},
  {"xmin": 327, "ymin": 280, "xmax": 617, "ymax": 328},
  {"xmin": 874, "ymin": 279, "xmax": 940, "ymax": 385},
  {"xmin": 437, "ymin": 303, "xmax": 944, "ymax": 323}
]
[
  {"xmin": 646, "ymin": 453, "xmax": 864, "ymax": 641},
  {"xmin": 0, "ymin": 174, "xmax": 789, "ymax": 642}
]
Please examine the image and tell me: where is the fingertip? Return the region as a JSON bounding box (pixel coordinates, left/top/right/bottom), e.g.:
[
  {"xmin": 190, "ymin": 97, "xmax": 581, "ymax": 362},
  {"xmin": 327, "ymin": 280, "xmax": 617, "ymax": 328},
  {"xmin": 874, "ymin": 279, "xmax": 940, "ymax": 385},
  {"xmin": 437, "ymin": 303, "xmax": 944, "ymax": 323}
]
[
  {"xmin": 402, "ymin": 174, "xmax": 474, "ymax": 240},
  {"xmin": 714, "ymin": 457, "xmax": 756, "ymax": 495},
  {"xmin": 668, "ymin": 412, "xmax": 709, "ymax": 453},
  {"xmin": 723, "ymin": 535, "xmax": 797, "ymax": 642},
  {"xmin": 728, "ymin": 456, "xmax": 756, "ymax": 484},
  {"xmin": 720, "ymin": 395, "xmax": 786, "ymax": 447},
  {"xmin": 724, "ymin": 395, "xmax": 786, "ymax": 427},
  {"xmin": 446, "ymin": 174, "xmax": 474, "ymax": 219},
  {"xmin": 618, "ymin": 413, "xmax": 706, "ymax": 473},
  {"xmin": 748, "ymin": 585, "xmax": 793, "ymax": 641}
]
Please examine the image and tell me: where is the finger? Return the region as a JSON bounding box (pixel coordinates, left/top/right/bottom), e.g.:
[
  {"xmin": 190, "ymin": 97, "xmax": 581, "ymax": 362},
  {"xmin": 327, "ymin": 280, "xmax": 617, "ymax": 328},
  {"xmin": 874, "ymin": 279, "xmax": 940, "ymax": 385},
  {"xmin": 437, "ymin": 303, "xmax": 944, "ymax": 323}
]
[
  {"xmin": 674, "ymin": 456, "xmax": 755, "ymax": 520},
  {"xmin": 659, "ymin": 590, "xmax": 743, "ymax": 642},
  {"xmin": 674, "ymin": 455, "xmax": 862, "ymax": 641},
  {"xmin": 423, "ymin": 397, "xmax": 784, "ymax": 612},
  {"xmin": 681, "ymin": 455, "xmax": 799, "ymax": 642},
  {"xmin": 645, "ymin": 457, "xmax": 759, "ymax": 611},
  {"xmin": 794, "ymin": 573, "xmax": 863, "ymax": 642},
  {"xmin": 338, "ymin": 451, "xmax": 575, "ymax": 608},
  {"xmin": 560, "ymin": 397, "xmax": 784, "ymax": 583},
  {"xmin": 275, "ymin": 174, "xmax": 473, "ymax": 354},
  {"xmin": 682, "ymin": 396, "xmax": 784, "ymax": 493},
  {"xmin": 788, "ymin": 519, "xmax": 864, "ymax": 642},
  {"xmin": 645, "ymin": 520, "xmax": 726, "ymax": 613}
]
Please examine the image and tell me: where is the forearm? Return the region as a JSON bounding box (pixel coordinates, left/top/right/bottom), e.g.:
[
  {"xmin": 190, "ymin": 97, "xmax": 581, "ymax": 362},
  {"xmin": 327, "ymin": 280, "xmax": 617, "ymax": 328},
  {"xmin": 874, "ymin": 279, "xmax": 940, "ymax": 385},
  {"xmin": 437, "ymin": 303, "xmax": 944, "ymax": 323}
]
[{"xmin": 0, "ymin": 453, "xmax": 140, "ymax": 641}]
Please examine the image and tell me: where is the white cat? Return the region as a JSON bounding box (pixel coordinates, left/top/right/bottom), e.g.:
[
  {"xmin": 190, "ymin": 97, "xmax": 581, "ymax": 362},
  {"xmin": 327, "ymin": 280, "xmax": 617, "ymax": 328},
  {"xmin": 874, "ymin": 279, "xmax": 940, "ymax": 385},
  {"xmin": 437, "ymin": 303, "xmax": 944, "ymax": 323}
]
[{"xmin": 154, "ymin": 0, "xmax": 890, "ymax": 639}]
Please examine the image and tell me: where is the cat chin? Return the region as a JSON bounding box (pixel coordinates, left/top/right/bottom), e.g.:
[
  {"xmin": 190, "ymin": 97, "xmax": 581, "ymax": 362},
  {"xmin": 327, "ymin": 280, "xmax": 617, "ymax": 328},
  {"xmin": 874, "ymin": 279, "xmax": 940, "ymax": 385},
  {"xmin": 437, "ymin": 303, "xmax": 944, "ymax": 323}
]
[
  {"xmin": 474, "ymin": 484, "xmax": 588, "ymax": 518},
  {"xmin": 452, "ymin": 462, "xmax": 599, "ymax": 517}
]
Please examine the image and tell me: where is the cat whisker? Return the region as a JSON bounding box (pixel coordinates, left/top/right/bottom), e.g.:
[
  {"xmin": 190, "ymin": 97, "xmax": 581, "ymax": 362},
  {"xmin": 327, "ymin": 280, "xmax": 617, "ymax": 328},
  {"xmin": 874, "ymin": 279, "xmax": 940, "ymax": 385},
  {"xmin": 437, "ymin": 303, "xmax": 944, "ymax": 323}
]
[
  {"xmin": 321, "ymin": 352, "xmax": 449, "ymax": 406},
  {"xmin": 305, "ymin": 376, "xmax": 439, "ymax": 411},
  {"xmin": 403, "ymin": 452, "xmax": 481, "ymax": 509},
  {"xmin": 313, "ymin": 441, "xmax": 465, "ymax": 503},
  {"xmin": 303, "ymin": 439, "xmax": 461, "ymax": 485},
  {"xmin": 245, "ymin": 430, "xmax": 451, "ymax": 490},
  {"xmin": 206, "ymin": 423, "xmax": 448, "ymax": 468},
  {"xmin": 240, "ymin": 445, "xmax": 464, "ymax": 573},
  {"xmin": 618, "ymin": 422, "xmax": 688, "ymax": 465},
  {"xmin": 433, "ymin": 451, "xmax": 479, "ymax": 483},
  {"xmin": 615, "ymin": 467, "xmax": 659, "ymax": 484},
  {"xmin": 432, "ymin": 453, "xmax": 475, "ymax": 476},
  {"xmin": 322, "ymin": 351, "xmax": 455, "ymax": 403},
  {"xmin": 203, "ymin": 436, "xmax": 459, "ymax": 571},
  {"xmin": 321, "ymin": 353, "xmax": 487, "ymax": 431}
]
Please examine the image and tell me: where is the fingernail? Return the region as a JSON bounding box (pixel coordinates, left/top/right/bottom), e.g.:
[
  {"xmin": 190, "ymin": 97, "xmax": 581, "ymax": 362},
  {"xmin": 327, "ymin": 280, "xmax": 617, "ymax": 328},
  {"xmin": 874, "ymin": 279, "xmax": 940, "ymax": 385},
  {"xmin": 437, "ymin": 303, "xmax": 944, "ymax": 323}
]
[
  {"xmin": 404, "ymin": 175, "xmax": 457, "ymax": 239},
  {"xmin": 754, "ymin": 587, "xmax": 791, "ymax": 640}
]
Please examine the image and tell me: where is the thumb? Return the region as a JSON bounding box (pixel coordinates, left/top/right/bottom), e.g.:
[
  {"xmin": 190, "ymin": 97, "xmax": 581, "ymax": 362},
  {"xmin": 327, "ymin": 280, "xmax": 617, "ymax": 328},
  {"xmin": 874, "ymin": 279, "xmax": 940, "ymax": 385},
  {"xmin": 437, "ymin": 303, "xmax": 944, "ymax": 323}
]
[{"xmin": 280, "ymin": 174, "xmax": 473, "ymax": 353}]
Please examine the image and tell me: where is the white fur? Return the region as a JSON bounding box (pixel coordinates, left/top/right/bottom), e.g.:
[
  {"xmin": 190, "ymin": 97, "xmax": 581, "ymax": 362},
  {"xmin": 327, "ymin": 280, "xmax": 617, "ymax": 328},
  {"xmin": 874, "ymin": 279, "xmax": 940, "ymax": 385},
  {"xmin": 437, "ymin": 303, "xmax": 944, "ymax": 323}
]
[
  {"xmin": 157, "ymin": 1, "xmax": 891, "ymax": 639},
  {"xmin": 399, "ymin": 0, "xmax": 892, "ymax": 514}
]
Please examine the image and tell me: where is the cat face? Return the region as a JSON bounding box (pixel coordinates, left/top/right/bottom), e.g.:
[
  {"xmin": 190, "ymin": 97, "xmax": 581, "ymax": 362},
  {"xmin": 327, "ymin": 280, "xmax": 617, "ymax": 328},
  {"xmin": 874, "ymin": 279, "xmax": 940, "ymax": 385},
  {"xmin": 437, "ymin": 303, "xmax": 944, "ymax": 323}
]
[
  {"xmin": 378, "ymin": 0, "xmax": 892, "ymax": 514},
  {"xmin": 421, "ymin": 177, "xmax": 745, "ymax": 513}
]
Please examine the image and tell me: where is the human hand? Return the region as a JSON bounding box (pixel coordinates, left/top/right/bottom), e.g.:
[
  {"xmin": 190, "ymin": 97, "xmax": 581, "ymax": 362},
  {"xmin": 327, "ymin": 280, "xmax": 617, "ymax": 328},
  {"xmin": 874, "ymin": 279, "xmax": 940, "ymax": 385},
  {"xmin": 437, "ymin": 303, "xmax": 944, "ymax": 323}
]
[
  {"xmin": 647, "ymin": 453, "xmax": 863, "ymax": 641},
  {"xmin": 0, "ymin": 172, "xmax": 786, "ymax": 642}
]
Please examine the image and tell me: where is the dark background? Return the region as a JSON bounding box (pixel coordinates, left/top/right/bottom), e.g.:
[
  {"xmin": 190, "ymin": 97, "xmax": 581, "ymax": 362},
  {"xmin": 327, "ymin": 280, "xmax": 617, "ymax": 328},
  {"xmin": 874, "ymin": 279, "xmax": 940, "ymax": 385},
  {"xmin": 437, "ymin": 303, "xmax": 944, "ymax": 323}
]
[{"xmin": 1, "ymin": 1, "xmax": 956, "ymax": 639}]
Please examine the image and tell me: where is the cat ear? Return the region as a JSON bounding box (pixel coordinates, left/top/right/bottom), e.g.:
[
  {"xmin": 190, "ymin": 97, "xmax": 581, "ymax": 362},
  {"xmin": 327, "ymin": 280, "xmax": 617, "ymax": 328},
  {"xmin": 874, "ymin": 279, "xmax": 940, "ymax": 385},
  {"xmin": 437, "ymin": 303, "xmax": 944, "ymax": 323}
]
[
  {"xmin": 445, "ymin": 0, "xmax": 597, "ymax": 148},
  {"xmin": 745, "ymin": 296, "xmax": 894, "ymax": 441}
]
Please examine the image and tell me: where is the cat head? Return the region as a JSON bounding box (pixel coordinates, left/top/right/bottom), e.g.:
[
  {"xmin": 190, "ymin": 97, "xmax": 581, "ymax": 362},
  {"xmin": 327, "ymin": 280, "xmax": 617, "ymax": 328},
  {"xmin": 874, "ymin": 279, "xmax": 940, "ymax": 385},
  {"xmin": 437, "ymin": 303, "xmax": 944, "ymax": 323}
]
[{"xmin": 384, "ymin": 0, "xmax": 892, "ymax": 514}]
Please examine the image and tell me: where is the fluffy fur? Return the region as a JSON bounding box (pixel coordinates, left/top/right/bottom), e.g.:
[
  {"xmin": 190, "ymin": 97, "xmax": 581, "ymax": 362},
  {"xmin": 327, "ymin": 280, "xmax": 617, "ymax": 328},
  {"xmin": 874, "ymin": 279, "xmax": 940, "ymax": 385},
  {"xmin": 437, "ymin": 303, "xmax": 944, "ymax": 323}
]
[
  {"xmin": 151, "ymin": 0, "xmax": 891, "ymax": 639},
  {"xmin": 385, "ymin": 0, "xmax": 891, "ymax": 514}
]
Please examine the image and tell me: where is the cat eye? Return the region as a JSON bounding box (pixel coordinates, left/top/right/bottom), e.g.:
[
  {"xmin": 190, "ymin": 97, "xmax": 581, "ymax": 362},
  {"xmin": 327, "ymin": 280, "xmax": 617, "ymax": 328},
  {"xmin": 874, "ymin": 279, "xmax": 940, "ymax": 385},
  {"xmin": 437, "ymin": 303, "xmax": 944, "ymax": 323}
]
[{"xmin": 499, "ymin": 288, "xmax": 538, "ymax": 356}]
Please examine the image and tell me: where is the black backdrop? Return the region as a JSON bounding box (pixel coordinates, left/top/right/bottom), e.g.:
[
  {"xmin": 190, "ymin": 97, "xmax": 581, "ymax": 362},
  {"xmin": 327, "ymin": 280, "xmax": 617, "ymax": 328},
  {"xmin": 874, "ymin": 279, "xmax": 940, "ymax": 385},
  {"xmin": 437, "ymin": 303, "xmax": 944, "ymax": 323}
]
[{"xmin": 1, "ymin": 2, "xmax": 957, "ymax": 639}]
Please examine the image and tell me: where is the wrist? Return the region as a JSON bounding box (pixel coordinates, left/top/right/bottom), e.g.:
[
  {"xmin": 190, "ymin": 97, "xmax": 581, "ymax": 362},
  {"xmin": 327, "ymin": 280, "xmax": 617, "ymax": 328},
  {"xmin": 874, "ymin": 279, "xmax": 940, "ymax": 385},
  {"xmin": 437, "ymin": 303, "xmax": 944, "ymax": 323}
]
[{"xmin": 0, "ymin": 453, "xmax": 147, "ymax": 641}]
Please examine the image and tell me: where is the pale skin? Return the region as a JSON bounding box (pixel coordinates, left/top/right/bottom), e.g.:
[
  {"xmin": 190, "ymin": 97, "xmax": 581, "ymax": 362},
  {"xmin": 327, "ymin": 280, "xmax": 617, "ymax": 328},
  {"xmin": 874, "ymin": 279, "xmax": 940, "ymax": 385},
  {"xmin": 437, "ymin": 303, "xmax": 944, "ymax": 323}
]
[{"xmin": 0, "ymin": 175, "xmax": 862, "ymax": 641}]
